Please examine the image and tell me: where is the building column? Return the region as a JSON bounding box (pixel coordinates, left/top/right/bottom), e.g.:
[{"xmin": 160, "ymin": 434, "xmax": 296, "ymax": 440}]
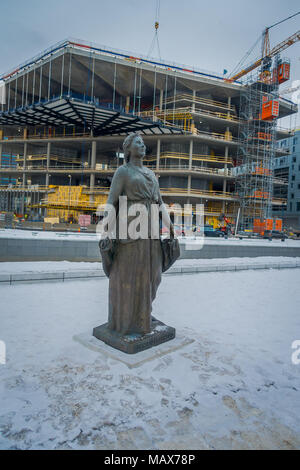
[
  {"xmin": 187, "ymin": 175, "xmax": 191, "ymax": 194},
  {"xmin": 0, "ymin": 129, "xmax": 3, "ymax": 170},
  {"xmin": 227, "ymin": 96, "xmax": 231, "ymax": 118},
  {"xmin": 45, "ymin": 142, "xmax": 51, "ymax": 187},
  {"xmin": 192, "ymin": 90, "xmax": 196, "ymax": 112},
  {"xmin": 189, "ymin": 138, "xmax": 193, "ymax": 170},
  {"xmin": 159, "ymin": 89, "xmax": 164, "ymax": 111},
  {"xmin": 21, "ymin": 143, "xmax": 28, "ymax": 215},
  {"xmin": 156, "ymin": 139, "xmax": 161, "ymax": 170},
  {"xmin": 22, "ymin": 142, "xmax": 27, "ymax": 187},
  {"xmin": 222, "ymin": 145, "xmax": 229, "ymax": 212},
  {"xmin": 90, "ymin": 140, "xmax": 97, "ymax": 202},
  {"xmin": 188, "ymin": 139, "xmax": 193, "ymax": 207}
]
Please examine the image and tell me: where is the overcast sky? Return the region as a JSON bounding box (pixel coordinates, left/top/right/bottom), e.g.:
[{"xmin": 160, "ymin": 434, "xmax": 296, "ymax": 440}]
[{"xmin": 0, "ymin": 0, "xmax": 299, "ymax": 125}]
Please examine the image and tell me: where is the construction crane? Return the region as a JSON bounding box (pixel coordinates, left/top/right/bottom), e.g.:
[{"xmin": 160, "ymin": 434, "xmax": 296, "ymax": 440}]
[{"xmin": 228, "ymin": 12, "xmax": 300, "ymax": 82}]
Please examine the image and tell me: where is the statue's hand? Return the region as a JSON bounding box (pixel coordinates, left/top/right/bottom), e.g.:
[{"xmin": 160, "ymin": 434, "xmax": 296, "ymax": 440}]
[{"xmin": 170, "ymin": 224, "xmax": 175, "ymax": 238}]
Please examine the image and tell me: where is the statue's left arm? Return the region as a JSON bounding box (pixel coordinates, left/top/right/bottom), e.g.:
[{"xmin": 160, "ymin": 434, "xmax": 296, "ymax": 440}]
[{"xmin": 158, "ymin": 187, "xmax": 175, "ymax": 237}]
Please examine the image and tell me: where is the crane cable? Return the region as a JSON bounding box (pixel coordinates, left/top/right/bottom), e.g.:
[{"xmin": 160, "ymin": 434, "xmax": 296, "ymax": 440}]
[
  {"xmin": 229, "ymin": 35, "xmax": 261, "ymax": 78},
  {"xmin": 147, "ymin": 0, "xmax": 161, "ymax": 60},
  {"xmin": 268, "ymin": 10, "xmax": 300, "ymax": 31}
]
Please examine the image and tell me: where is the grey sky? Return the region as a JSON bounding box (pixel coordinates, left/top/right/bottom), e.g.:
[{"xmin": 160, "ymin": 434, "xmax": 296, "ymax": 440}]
[{"xmin": 0, "ymin": 0, "xmax": 299, "ymax": 124}]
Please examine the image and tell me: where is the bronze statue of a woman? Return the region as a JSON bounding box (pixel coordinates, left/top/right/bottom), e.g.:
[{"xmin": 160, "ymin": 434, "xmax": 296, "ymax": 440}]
[{"xmin": 94, "ymin": 133, "xmax": 179, "ymax": 354}]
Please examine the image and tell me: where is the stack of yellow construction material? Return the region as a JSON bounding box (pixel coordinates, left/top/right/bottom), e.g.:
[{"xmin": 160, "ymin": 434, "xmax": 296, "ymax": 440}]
[
  {"xmin": 224, "ymin": 129, "xmax": 232, "ymax": 141},
  {"xmin": 44, "ymin": 217, "xmax": 60, "ymax": 224},
  {"xmin": 94, "ymin": 194, "xmax": 108, "ymax": 207},
  {"xmin": 205, "ymin": 202, "xmax": 221, "ymax": 227},
  {"xmin": 46, "ymin": 186, "xmax": 107, "ymax": 221}
]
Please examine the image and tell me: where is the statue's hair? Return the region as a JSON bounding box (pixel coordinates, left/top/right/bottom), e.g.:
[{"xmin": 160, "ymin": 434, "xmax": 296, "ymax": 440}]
[{"xmin": 123, "ymin": 132, "xmax": 142, "ymax": 163}]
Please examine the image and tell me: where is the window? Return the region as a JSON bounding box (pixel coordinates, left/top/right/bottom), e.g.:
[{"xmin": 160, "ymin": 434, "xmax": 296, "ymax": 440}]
[
  {"xmin": 291, "ymin": 193, "xmax": 295, "ymax": 199},
  {"xmin": 290, "ymin": 202, "xmax": 293, "ymax": 211},
  {"xmin": 292, "ymin": 175, "xmax": 295, "ymax": 181},
  {"xmin": 297, "ymin": 202, "xmax": 300, "ymax": 211},
  {"xmin": 293, "ymin": 156, "xmax": 296, "ymax": 162}
]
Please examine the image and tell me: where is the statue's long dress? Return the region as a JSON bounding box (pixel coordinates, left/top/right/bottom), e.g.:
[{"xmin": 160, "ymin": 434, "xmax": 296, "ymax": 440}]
[{"xmin": 106, "ymin": 162, "xmax": 163, "ymax": 335}]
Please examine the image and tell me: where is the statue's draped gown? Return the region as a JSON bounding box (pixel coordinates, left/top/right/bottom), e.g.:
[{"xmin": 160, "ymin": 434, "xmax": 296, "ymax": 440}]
[{"xmin": 106, "ymin": 162, "xmax": 163, "ymax": 335}]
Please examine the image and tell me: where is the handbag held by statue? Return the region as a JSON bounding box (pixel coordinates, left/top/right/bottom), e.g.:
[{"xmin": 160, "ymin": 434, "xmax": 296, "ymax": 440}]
[
  {"xmin": 99, "ymin": 237, "xmax": 116, "ymax": 277},
  {"xmin": 161, "ymin": 233, "xmax": 180, "ymax": 273}
]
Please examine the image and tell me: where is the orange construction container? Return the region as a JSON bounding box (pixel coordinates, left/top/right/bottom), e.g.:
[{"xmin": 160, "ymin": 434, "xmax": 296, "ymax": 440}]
[
  {"xmin": 252, "ymin": 190, "xmax": 270, "ymax": 199},
  {"xmin": 253, "ymin": 218, "xmax": 282, "ymax": 234},
  {"xmin": 275, "ymin": 219, "xmax": 283, "ymax": 231},
  {"xmin": 261, "ymin": 100, "xmax": 279, "ymax": 121},
  {"xmin": 256, "ymin": 132, "xmax": 272, "ymax": 141},
  {"xmin": 253, "ymin": 219, "xmax": 264, "ymax": 234},
  {"xmin": 266, "ymin": 218, "xmax": 273, "ymax": 231},
  {"xmin": 273, "ymin": 62, "xmax": 290, "ymax": 84},
  {"xmin": 253, "ymin": 166, "xmax": 272, "ymax": 176}
]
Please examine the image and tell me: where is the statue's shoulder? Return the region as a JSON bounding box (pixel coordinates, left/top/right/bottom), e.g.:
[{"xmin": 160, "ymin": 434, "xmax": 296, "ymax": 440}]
[
  {"xmin": 114, "ymin": 164, "xmax": 129, "ymax": 178},
  {"xmin": 143, "ymin": 166, "xmax": 156, "ymax": 177}
]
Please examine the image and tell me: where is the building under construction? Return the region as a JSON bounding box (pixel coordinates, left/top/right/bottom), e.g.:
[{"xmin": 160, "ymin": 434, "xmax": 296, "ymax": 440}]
[{"xmin": 0, "ymin": 38, "xmax": 298, "ymax": 229}]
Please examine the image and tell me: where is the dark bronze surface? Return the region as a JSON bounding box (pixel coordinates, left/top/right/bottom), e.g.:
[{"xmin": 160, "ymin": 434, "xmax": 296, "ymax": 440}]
[{"xmin": 94, "ymin": 133, "xmax": 177, "ymax": 353}]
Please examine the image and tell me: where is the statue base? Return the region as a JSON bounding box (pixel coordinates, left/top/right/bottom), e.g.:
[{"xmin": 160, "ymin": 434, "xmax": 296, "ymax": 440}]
[{"xmin": 93, "ymin": 318, "xmax": 176, "ymax": 354}]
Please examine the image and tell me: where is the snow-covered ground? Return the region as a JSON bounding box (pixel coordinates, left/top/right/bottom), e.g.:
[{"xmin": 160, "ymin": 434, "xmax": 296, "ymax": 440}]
[
  {"xmin": 0, "ymin": 269, "xmax": 300, "ymax": 449},
  {"xmin": 1, "ymin": 228, "xmax": 300, "ymax": 247},
  {"xmin": 1, "ymin": 257, "xmax": 300, "ymax": 275}
]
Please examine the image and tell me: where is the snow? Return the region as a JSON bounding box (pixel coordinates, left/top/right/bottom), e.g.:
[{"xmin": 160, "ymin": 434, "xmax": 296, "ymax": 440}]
[
  {"xmin": 0, "ymin": 260, "xmax": 102, "ymax": 274},
  {"xmin": 0, "ymin": 228, "xmax": 97, "ymax": 241},
  {"xmin": 0, "ymin": 268, "xmax": 300, "ymax": 449},
  {"xmin": 1, "ymin": 256, "xmax": 300, "ymax": 275}
]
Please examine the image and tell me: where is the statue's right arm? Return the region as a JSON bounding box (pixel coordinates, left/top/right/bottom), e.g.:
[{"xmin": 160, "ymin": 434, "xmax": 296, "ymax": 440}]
[
  {"xmin": 102, "ymin": 167, "xmax": 127, "ymax": 236},
  {"xmin": 106, "ymin": 166, "xmax": 126, "ymax": 206}
]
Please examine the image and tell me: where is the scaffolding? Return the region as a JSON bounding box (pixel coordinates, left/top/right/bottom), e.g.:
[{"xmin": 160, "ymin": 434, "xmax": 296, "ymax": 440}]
[{"xmin": 235, "ymin": 58, "xmax": 281, "ymax": 229}]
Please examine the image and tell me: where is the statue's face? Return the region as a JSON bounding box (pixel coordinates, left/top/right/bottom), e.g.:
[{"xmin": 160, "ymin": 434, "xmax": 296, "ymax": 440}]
[{"xmin": 130, "ymin": 135, "xmax": 146, "ymax": 159}]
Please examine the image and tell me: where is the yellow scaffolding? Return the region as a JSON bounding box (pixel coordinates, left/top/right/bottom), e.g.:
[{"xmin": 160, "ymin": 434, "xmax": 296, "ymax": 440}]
[{"xmin": 144, "ymin": 151, "xmax": 233, "ymax": 165}]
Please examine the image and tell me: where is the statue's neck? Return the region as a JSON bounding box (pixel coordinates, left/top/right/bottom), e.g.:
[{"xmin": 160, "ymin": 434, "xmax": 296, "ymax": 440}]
[{"xmin": 129, "ymin": 157, "xmax": 143, "ymax": 168}]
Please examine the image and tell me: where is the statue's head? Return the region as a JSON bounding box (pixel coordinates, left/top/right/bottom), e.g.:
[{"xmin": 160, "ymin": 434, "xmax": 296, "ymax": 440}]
[{"xmin": 123, "ymin": 132, "xmax": 146, "ymax": 163}]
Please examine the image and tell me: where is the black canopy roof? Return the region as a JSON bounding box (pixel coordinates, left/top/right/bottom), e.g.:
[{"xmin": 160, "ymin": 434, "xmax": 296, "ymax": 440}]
[{"xmin": 0, "ymin": 96, "xmax": 184, "ymax": 137}]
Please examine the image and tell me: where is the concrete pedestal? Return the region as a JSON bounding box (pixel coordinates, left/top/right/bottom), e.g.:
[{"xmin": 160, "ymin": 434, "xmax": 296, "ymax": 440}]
[{"xmin": 93, "ymin": 318, "xmax": 176, "ymax": 354}]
